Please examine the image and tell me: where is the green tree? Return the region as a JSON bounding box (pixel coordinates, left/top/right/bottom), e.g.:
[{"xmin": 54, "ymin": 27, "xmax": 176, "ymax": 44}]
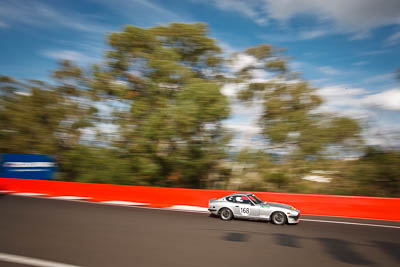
[
  {"xmin": 59, "ymin": 145, "xmax": 135, "ymax": 184},
  {"xmin": 88, "ymin": 23, "xmax": 230, "ymax": 188},
  {"xmin": 0, "ymin": 73, "xmax": 95, "ymax": 155},
  {"xmin": 235, "ymin": 44, "xmax": 362, "ymax": 160},
  {"xmin": 0, "ymin": 24, "xmax": 231, "ymax": 187},
  {"xmin": 4, "ymin": 23, "xmax": 399, "ymax": 197},
  {"xmin": 227, "ymin": 45, "xmax": 364, "ymax": 193},
  {"xmin": 351, "ymin": 147, "xmax": 400, "ymax": 197}
]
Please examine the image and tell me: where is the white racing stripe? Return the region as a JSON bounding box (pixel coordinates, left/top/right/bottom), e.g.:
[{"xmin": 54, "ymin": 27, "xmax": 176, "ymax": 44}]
[
  {"xmin": 301, "ymin": 218, "xmax": 400, "ymax": 229},
  {"xmin": 0, "ymin": 252, "xmax": 83, "ymax": 267}
]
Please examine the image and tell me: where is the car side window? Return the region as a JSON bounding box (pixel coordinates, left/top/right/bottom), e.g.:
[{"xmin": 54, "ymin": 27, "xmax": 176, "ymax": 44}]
[
  {"xmin": 226, "ymin": 196, "xmax": 253, "ymax": 204},
  {"xmin": 241, "ymin": 196, "xmax": 252, "ymax": 205},
  {"xmin": 226, "ymin": 196, "xmax": 235, "ymax": 202}
]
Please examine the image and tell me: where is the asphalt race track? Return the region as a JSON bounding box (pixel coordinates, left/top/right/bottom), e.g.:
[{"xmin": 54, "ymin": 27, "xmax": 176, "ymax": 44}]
[{"xmin": 1, "ymin": 195, "xmax": 399, "ymax": 267}]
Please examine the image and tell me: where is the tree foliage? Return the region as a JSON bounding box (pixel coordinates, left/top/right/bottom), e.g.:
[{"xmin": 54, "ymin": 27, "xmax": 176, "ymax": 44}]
[
  {"xmin": 234, "ymin": 44, "xmax": 362, "ymax": 159},
  {"xmin": 0, "ymin": 23, "xmax": 399, "ymax": 196},
  {"xmin": 0, "ymin": 71, "xmax": 95, "ymax": 154},
  {"xmin": 86, "ymin": 23, "xmax": 230, "ymax": 188},
  {"xmin": 0, "ymin": 23, "xmax": 230, "ymax": 188},
  {"xmin": 350, "ymin": 147, "xmax": 400, "ymax": 197}
]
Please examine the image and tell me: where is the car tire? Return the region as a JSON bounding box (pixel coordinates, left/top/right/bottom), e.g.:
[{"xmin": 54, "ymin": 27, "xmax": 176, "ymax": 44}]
[
  {"xmin": 271, "ymin": 212, "xmax": 287, "ymax": 225},
  {"xmin": 219, "ymin": 208, "xmax": 233, "ymax": 221}
]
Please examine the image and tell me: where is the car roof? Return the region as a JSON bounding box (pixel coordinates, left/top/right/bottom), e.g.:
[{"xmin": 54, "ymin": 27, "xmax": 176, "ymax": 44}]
[{"xmin": 227, "ymin": 192, "xmax": 254, "ymax": 197}]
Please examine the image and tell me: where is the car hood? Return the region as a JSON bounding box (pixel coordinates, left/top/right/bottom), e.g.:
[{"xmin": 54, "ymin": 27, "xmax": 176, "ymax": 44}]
[{"xmin": 263, "ymin": 202, "xmax": 292, "ymax": 210}]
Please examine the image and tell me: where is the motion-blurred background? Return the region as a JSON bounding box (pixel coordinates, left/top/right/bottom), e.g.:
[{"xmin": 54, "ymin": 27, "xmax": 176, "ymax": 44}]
[{"xmin": 1, "ymin": 0, "xmax": 399, "ymax": 197}]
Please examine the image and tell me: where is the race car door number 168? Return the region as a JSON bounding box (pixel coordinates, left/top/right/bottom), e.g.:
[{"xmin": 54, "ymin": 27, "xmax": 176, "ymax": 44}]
[{"xmin": 240, "ymin": 207, "xmax": 250, "ymax": 216}]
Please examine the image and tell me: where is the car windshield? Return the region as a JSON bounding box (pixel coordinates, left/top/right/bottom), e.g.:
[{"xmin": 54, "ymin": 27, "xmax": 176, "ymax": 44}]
[{"xmin": 248, "ymin": 194, "xmax": 263, "ymax": 204}]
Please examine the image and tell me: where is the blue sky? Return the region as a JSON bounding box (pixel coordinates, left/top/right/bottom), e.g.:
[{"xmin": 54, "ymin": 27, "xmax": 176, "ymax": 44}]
[{"xmin": 1, "ymin": 0, "xmax": 400, "ymax": 148}]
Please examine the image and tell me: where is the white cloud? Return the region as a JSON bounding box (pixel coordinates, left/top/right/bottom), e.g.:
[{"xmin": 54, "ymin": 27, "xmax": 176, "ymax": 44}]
[
  {"xmin": 310, "ymin": 78, "xmax": 329, "ymax": 87},
  {"xmin": 95, "ymin": 0, "xmax": 189, "ymax": 24},
  {"xmin": 263, "ymin": 0, "xmax": 400, "ymax": 32},
  {"xmin": 231, "ymin": 99, "xmax": 263, "ymax": 117},
  {"xmin": 315, "ymin": 85, "xmax": 400, "ymax": 149},
  {"xmin": 0, "ymin": 0, "xmax": 109, "ymax": 33},
  {"xmin": 316, "ymin": 85, "xmax": 368, "ymax": 117},
  {"xmin": 359, "ymin": 50, "xmax": 389, "ymax": 56},
  {"xmin": 221, "ymin": 83, "xmax": 245, "ymax": 97},
  {"xmin": 208, "ymin": 0, "xmax": 400, "ymax": 39},
  {"xmin": 318, "ymin": 84, "xmax": 400, "ymax": 113},
  {"xmin": 250, "ymin": 69, "xmax": 274, "ymax": 81},
  {"xmin": 298, "ymin": 29, "xmax": 328, "ymax": 40},
  {"xmin": 224, "ymin": 81, "xmax": 400, "ymax": 148},
  {"xmin": 290, "ymin": 61, "xmax": 304, "ymax": 69},
  {"xmin": 209, "ymin": 0, "xmax": 268, "ymax": 25},
  {"xmin": 363, "ymin": 73, "xmax": 395, "ymax": 84},
  {"xmin": 314, "ymin": 84, "xmax": 400, "ymax": 147},
  {"xmin": 349, "ymin": 30, "xmax": 371, "ymax": 40},
  {"xmin": 364, "ymin": 126, "xmax": 400, "ymax": 148},
  {"xmin": 261, "ymin": 33, "xmax": 294, "ymax": 43},
  {"xmin": 317, "ymin": 66, "xmax": 342, "ymax": 75},
  {"xmin": 353, "ymin": 61, "xmax": 368, "ymax": 66},
  {"xmin": 261, "ymin": 30, "xmax": 328, "ymax": 43},
  {"xmin": 317, "ymin": 85, "xmax": 366, "ymax": 98},
  {"xmin": 362, "ymin": 89, "xmax": 400, "ymax": 111},
  {"xmin": 315, "ymin": 85, "xmax": 378, "ymax": 125},
  {"xmin": 222, "ymin": 53, "xmax": 400, "ymax": 148},
  {"xmin": 385, "ymin": 31, "xmax": 400, "ymax": 46},
  {"xmin": 228, "ymin": 53, "xmax": 258, "ymax": 73},
  {"xmin": 227, "ymin": 53, "xmax": 275, "ymax": 81},
  {"xmin": 129, "ymin": 0, "xmax": 180, "ymax": 19},
  {"xmin": 41, "ymin": 49, "xmax": 98, "ymax": 64},
  {"xmin": 0, "ymin": 21, "xmax": 8, "ymax": 28},
  {"xmin": 224, "ymin": 122, "xmax": 261, "ymax": 135},
  {"xmin": 221, "ymin": 83, "xmax": 265, "ymax": 149},
  {"xmin": 218, "ymin": 41, "xmax": 238, "ymax": 56},
  {"xmin": 224, "ymin": 119, "xmax": 264, "ymax": 150}
]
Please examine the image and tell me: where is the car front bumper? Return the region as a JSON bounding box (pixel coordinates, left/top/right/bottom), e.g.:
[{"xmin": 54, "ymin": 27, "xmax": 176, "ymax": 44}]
[{"xmin": 288, "ymin": 213, "xmax": 300, "ymax": 224}]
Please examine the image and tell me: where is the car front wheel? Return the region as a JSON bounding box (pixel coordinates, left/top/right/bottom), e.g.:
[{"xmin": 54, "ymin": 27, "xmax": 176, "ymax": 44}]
[
  {"xmin": 219, "ymin": 208, "xmax": 233, "ymax": 221},
  {"xmin": 271, "ymin": 212, "xmax": 287, "ymax": 225}
]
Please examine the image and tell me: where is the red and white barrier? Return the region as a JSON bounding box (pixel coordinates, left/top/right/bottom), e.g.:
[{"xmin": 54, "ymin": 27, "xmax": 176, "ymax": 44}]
[{"xmin": 1, "ymin": 178, "xmax": 399, "ymax": 221}]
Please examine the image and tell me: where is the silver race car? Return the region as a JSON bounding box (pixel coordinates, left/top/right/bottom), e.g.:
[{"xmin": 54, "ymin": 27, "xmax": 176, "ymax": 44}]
[{"xmin": 208, "ymin": 192, "xmax": 300, "ymax": 225}]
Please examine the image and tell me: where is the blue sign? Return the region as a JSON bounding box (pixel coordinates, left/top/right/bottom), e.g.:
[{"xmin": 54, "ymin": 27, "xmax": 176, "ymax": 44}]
[{"xmin": 0, "ymin": 154, "xmax": 56, "ymax": 180}]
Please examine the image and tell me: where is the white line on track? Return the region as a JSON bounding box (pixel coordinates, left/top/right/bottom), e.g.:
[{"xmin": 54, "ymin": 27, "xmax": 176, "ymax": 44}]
[
  {"xmin": 6, "ymin": 193, "xmax": 400, "ymax": 229},
  {"xmin": 167, "ymin": 205, "xmax": 209, "ymax": 212},
  {"xmin": 0, "ymin": 190, "xmax": 14, "ymax": 194},
  {"xmin": 100, "ymin": 200, "xmax": 148, "ymax": 206},
  {"xmin": 111, "ymin": 205, "xmax": 400, "ymax": 227},
  {"xmin": 51, "ymin": 196, "xmax": 91, "ymax": 200},
  {"xmin": 0, "ymin": 252, "xmax": 83, "ymax": 267},
  {"xmin": 301, "ymin": 219, "xmax": 400, "ymax": 229},
  {"xmin": 12, "ymin": 192, "xmax": 46, "ymax": 196}
]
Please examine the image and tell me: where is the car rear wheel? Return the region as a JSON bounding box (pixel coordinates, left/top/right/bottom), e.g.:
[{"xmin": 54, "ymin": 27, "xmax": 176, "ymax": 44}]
[
  {"xmin": 271, "ymin": 212, "xmax": 287, "ymax": 225},
  {"xmin": 219, "ymin": 208, "xmax": 233, "ymax": 221}
]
